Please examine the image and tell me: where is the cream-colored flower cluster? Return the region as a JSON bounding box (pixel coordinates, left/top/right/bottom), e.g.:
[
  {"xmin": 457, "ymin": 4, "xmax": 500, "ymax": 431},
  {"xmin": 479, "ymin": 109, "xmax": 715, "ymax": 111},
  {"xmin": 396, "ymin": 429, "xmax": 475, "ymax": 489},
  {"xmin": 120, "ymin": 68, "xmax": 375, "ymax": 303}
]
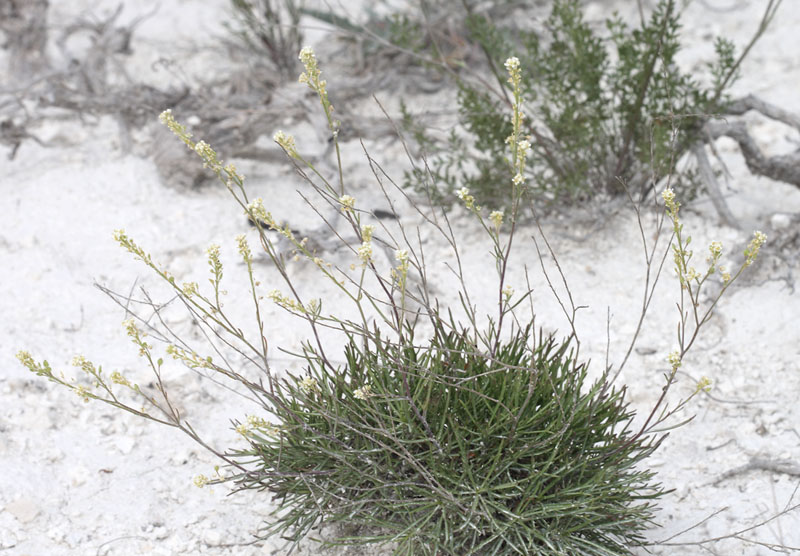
[
  {"xmin": 357, "ymin": 241, "xmax": 373, "ymax": 264},
  {"xmin": 16, "ymin": 350, "xmax": 52, "ymax": 378},
  {"xmin": 235, "ymin": 234, "xmax": 253, "ymax": 265},
  {"xmin": 705, "ymin": 240, "xmax": 728, "ymax": 282},
  {"xmin": 205, "ymin": 243, "xmax": 224, "ymax": 289},
  {"xmin": 193, "ymin": 140, "xmax": 223, "ymax": 173},
  {"xmin": 166, "ymin": 344, "xmax": 213, "ymax": 370},
  {"xmin": 662, "ymin": 188, "xmax": 696, "ymax": 289},
  {"xmin": 504, "ymin": 56, "xmax": 521, "ymax": 83},
  {"xmin": 110, "ymin": 371, "xmax": 131, "ymax": 388},
  {"xmin": 456, "ymin": 187, "xmax": 478, "ymax": 211},
  {"xmin": 695, "ymin": 376, "xmax": 712, "ymax": 394},
  {"xmin": 273, "ymin": 130, "xmax": 299, "ymax": 159},
  {"xmin": 489, "ymin": 210, "xmax": 504, "ymax": 232},
  {"xmin": 246, "ymin": 202, "xmax": 293, "ymax": 243},
  {"xmin": 708, "ymin": 241, "xmax": 722, "ymax": 260},
  {"xmin": 300, "ymin": 376, "xmax": 318, "ymax": 393},
  {"xmin": 246, "ymin": 198, "xmax": 275, "ymax": 227},
  {"xmin": 224, "ymin": 163, "xmax": 244, "ymax": 183},
  {"xmin": 393, "ymin": 249, "xmax": 410, "ymax": 289},
  {"xmin": 298, "ymin": 46, "xmax": 327, "ymax": 99},
  {"xmin": 160, "ymin": 109, "xmax": 240, "ymax": 185},
  {"xmin": 744, "ymin": 230, "xmax": 767, "ymax": 267},
  {"xmin": 124, "ymin": 319, "xmax": 152, "ymax": 357},
  {"xmin": 268, "ymin": 289, "xmax": 303, "ymax": 311},
  {"xmin": 71, "ymin": 355, "xmax": 99, "ymax": 389},
  {"xmin": 667, "ymin": 350, "xmax": 681, "ymax": 371},
  {"xmin": 74, "ymin": 385, "xmax": 91, "ymax": 403},
  {"xmin": 159, "ymin": 109, "xmax": 193, "ymax": 149},
  {"xmin": 297, "ymin": 46, "xmax": 340, "ymax": 137},
  {"xmin": 664, "ymin": 187, "xmax": 766, "ymax": 289},
  {"xmin": 356, "ymin": 224, "xmax": 375, "ymax": 266},
  {"xmin": 662, "ymin": 187, "xmax": 679, "ymax": 217},
  {"xmin": 182, "ymin": 281, "xmax": 199, "ymax": 297},
  {"xmin": 505, "ymin": 56, "xmax": 530, "ymax": 189},
  {"xmin": 113, "ymin": 229, "xmax": 153, "ymax": 266},
  {"xmin": 236, "ymin": 415, "xmax": 282, "ymax": 437},
  {"xmin": 71, "ymin": 354, "xmax": 94, "ymax": 375},
  {"xmin": 339, "ymin": 195, "xmax": 356, "ymax": 212},
  {"xmin": 353, "ymin": 385, "xmax": 372, "ymax": 400}
]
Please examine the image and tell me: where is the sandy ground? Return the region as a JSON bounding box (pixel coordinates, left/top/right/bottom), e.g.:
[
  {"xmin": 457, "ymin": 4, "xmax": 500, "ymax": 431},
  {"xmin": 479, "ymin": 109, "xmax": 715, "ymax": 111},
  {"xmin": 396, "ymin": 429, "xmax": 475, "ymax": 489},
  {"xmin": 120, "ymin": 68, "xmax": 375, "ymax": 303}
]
[{"xmin": 2, "ymin": 1, "xmax": 800, "ymax": 554}]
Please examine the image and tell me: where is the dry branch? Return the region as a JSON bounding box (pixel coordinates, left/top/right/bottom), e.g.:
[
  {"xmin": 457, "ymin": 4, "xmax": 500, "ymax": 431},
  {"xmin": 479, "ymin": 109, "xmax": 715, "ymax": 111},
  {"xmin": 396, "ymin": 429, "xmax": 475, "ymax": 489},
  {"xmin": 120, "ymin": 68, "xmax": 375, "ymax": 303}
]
[
  {"xmin": 712, "ymin": 455, "xmax": 800, "ymax": 486},
  {"xmin": 691, "ymin": 141, "xmax": 739, "ymax": 229},
  {"xmin": 0, "ymin": 0, "xmax": 49, "ymax": 77},
  {"xmin": 706, "ymin": 95, "xmax": 800, "ymax": 189}
]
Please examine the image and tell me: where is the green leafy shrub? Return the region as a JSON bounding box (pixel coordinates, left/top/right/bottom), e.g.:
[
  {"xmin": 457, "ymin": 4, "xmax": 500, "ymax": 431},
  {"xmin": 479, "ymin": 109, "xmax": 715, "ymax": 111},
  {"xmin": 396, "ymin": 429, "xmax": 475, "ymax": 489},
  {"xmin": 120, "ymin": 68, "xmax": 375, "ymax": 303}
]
[
  {"xmin": 400, "ymin": 0, "xmax": 743, "ymax": 208},
  {"xmin": 234, "ymin": 324, "xmax": 662, "ymax": 554}
]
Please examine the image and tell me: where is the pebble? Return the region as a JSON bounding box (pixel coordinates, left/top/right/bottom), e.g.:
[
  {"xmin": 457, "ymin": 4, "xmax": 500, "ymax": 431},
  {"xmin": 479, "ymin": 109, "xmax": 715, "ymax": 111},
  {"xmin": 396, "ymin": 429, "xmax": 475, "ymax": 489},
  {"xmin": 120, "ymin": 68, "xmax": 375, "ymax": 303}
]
[
  {"xmin": 68, "ymin": 465, "xmax": 90, "ymax": 486},
  {"xmin": 114, "ymin": 435, "xmax": 136, "ymax": 455},
  {"xmin": 43, "ymin": 447, "xmax": 65, "ymax": 463},
  {"xmin": 48, "ymin": 525, "xmax": 67, "ymax": 543},
  {"xmin": 4, "ymin": 497, "xmax": 39, "ymax": 523},
  {"xmin": 0, "ymin": 527, "xmax": 18, "ymax": 548},
  {"xmin": 770, "ymin": 212, "xmax": 792, "ymax": 230},
  {"xmin": 170, "ymin": 448, "xmax": 194, "ymax": 466},
  {"xmin": 203, "ymin": 528, "xmax": 222, "ymax": 546},
  {"xmin": 152, "ymin": 525, "xmax": 170, "ymax": 540}
]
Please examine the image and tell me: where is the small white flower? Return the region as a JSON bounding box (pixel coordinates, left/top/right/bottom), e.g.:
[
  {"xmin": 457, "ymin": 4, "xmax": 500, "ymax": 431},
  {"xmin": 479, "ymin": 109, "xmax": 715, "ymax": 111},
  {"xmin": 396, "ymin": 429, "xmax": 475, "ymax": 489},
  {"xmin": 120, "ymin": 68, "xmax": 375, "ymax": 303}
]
[
  {"xmin": 300, "ymin": 376, "xmax": 318, "ymax": 393},
  {"xmin": 744, "ymin": 231, "xmax": 767, "ymax": 266},
  {"xmin": 504, "ymin": 57, "xmax": 520, "ymax": 72},
  {"xmin": 235, "ymin": 234, "xmax": 252, "ymax": 263},
  {"xmin": 180, "ymin": 281, "xmax": 198, "ymax": 296},
  {"xmin": 361, "ymin": 224, "xmax": 375, "ymax": 242},
  {"xmin": 273, "ymin": 130, "xmax": 298, "ymax": 158},
  {"xmin": 357, "ymin": 241, "xmax": 373, "ymax": 263},
  {"xmin": 354, "ymin": 385, "xmax": 372, "ymax": 400},
  {"xmin": 299, "ymin": 46, "xmax": 315, "ymax": 65},
  {"xmin": 339, "ymin": 195, "xmax": 356, "ymax": 212},
  {"xmin": 110, "ymin": 371, "xmax": 131, "ymax": 387},
  {"xmin": 455, "ymin": 187, "xmax": 477, "ymax": 210},
  {"xmin": 696, "ymin": 376, "xmax": 712, "ymax": 394},
  {"xmin": 489, "ymin": 210, "xmax": 504, "ymax": 230}
]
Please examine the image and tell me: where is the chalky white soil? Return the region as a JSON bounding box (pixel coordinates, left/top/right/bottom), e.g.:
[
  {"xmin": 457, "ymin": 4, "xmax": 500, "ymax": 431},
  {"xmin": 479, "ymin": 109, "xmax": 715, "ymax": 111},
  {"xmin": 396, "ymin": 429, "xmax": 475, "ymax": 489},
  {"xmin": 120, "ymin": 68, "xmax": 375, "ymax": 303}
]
[{"xmin": 2, "ymin": 1, "xmax": 800, "ymax": 554}]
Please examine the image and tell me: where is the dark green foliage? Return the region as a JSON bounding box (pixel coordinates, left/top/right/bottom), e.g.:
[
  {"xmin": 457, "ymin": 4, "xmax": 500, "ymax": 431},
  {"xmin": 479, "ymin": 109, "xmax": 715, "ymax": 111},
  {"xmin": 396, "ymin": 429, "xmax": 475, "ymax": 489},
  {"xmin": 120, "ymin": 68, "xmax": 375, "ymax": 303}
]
[
  {"xmin": 402, "ymin": 0, "xmax": 737, "ymax": 207},
  {"xmin": 230, "ymin": 324, "xmax": 663, "ymax": 555}
]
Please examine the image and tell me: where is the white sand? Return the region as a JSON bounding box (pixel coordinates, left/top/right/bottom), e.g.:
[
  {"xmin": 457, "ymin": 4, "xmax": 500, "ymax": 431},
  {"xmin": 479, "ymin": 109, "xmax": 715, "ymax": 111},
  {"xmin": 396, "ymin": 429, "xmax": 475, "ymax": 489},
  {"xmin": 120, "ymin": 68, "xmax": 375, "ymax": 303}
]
[{"xmin": 2, "ymin": 1, "xmax": 800, "ymax": 554}]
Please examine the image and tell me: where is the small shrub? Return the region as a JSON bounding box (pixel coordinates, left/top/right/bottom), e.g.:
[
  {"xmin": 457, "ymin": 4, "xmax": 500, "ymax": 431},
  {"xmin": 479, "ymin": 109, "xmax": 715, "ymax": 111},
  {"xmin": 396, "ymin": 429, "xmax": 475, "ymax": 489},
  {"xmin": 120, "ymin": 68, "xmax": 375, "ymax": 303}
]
[
  {"xmin": 234, "ymin": 323, "xmax": 663, "ymax": 554},
  {"xmin": 228, "ymin": 0, "xmax": 304, "ymax": 79},
  {"xmin": 17, "ymin": 46, "xmax": 768, "ymax": 555},
  {"xmin": 399, "ymin": 0, "xmax": 744, "ymax": 208}
]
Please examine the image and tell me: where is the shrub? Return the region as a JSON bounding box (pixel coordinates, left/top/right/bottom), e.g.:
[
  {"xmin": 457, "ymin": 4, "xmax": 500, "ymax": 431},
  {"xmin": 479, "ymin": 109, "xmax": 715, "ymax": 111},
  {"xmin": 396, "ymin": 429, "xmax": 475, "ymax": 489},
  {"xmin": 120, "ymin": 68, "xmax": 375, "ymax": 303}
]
[
  {"xmin": 17, "ymin": 47, "xmax": 767, "ymax": 554},
  {"xmin": 398, "ymin": 0, "xmax": 747, "ymax": 208},
  {"xmin": 233, "ymin": 323, "xmax": 662, "ymax": 554},
  {"xmin": 228, "ymin": 0, "xmax": 304, "ymax": 79}
]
